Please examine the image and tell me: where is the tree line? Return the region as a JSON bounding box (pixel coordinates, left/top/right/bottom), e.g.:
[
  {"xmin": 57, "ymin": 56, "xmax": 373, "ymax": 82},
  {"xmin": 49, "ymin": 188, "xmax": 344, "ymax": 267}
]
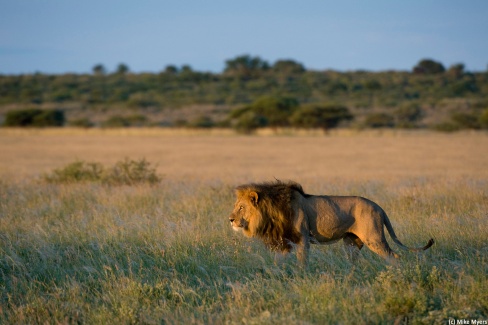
[{"xmin": 1, "ymin": 55, "xmax": 488, "ymax": 131}]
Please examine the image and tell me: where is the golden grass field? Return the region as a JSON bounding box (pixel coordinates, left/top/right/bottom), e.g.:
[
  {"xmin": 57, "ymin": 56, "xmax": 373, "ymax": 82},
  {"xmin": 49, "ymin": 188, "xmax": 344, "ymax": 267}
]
[
  {"xmin": 1, "ymin": 128, "xmax": 487, "ymax": 183},
  {"xmin": 1, "ymin": 128, "xmax": 487, "ymax": 324}
]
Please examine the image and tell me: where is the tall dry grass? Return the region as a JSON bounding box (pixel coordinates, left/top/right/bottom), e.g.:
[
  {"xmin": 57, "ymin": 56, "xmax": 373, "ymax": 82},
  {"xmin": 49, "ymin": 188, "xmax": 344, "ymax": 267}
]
[
  {"xmin": 0, "ymin": 130, "xmax": 487, "ymax": 323},
  {"xmin": 1, "ymin": 178, "xmax": 486, "ymax": 324}
]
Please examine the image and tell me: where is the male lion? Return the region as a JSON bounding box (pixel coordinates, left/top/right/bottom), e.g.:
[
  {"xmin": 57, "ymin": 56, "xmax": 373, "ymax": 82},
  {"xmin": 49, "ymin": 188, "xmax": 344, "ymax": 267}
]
[{"xmin": 228, "ymin": 180, "xmax": 434, "ymax": 264}]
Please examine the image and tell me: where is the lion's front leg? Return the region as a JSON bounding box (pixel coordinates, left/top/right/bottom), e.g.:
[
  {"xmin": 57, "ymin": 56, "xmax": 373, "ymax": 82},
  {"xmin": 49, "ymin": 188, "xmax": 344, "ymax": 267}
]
[
  {"xmin": 294, "ymin": 206, "xmax": 310, "ymax": 267},
  {"xmin": 296, "ymin": 237, "xmax": 310, "ymax": 267},
  {"xmin": 273, "ymin": 251, "xmax": 288, "ymax": 266}
]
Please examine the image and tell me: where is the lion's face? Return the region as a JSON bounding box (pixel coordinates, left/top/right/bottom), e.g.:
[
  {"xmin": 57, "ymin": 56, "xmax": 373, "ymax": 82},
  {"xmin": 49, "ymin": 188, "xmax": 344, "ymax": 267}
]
[{"xmin": 228, "ymin": 190, "xmax": 259, "ymax": 236}]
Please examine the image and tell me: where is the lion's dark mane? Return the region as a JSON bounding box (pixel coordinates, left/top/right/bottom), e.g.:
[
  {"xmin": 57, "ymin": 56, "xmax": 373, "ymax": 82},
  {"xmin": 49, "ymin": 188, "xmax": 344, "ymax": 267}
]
[{"xmin": 236, "ymin": 180, "xmax": 306, "ymax": 252}]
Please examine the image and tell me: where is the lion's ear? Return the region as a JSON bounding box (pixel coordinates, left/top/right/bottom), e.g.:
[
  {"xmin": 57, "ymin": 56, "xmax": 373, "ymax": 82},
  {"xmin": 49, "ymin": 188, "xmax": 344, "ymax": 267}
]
[{"xmin": 249, "ymin": 191, "xmax": 259, "ymax": 206}]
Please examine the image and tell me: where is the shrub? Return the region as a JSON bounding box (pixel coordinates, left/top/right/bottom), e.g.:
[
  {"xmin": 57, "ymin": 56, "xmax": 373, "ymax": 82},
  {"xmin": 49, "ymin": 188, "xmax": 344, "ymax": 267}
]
[
  {"xmin": 363, "ymin": 112, "xmax": 395, "ymax": 128},
  {"xmin": 479, "ymin": 108, "xmax": 488, "ymax": 129},
  {"xmin": 187, "ymin": 115, "xmax": 215, "ymax": 128},
  {"xmin": 101, "ymin": 115, "xmax": 148, "ymax": 128},
  {"xmin": 32, "ymin": 110, "xmax": 65, "ymax": 127},
  {"xmin": 432, "ymin": 122, "xmax": 461, "ymax": 132},
  {"xmin": 229, "ymin": 96, "xmax": 299, "ymax": 130},
  {"xmin": 103, "ymin": 158, "xmax": 161, "ymax": 186},
  {"xmin": 450, "ymin": 112, "xmax": 480, "ymax": 129},
  {"xmin": 289, "ymin": 104, "xmax": 353, "ymax": 131},
  {"xmin": 101, "ymin": 116, "xmax": 131, "ymax": 128},
  {"xmin": 395, "ymin": 104, "xmax": 423, "ymax": 128},
  {"xmin": 232, "ymin": 111, "xmax": 268, "ymax": 134},
  {"xmin": 413, "ymin": 58, "xmax": 445, "ymax": 74},
  {"xmin": 4, "ymin": 109, "xmax": 65, "ymax": 127},
  {"xmin": 43, "ymin": 161, "xmax": 104, "ymax": 183},
  {"xmin": 272, "ymin": 59, "xmax": 305, "ymax": 74},
  {"xmin": 68, "ymin": 118, "xmax": 94, "ymax": 128},
  {"xmin": 43, "ymin": 158, "xmax": 161, "ymax": 185},
  {"xmin": 4, "ymin": 109, "xmax": 42, "ymax": 126},
  {"xmin": 127, "ymin": 92, "xmax": 160, "ymax": 108},
  {"xmin": 249, "ymin": 96, "xmax": 299, "ymax": 127}
]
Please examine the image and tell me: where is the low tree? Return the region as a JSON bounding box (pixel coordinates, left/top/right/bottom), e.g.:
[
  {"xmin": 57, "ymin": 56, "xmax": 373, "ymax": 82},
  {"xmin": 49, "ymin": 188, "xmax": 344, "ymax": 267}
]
[
  {"xmin": 224, "ymin": 54, "xmax": 270, "ymax": 79},
  {"xmin": 4, "ymin": 109, "xmax": 64, "ymax": 127},
  {"xmin": 163, "ymin": 65, "xmax": 179, "ymax": 75},
  {"xmin": 447, "ymin": 63, "xmax": 465, "ymax": 79},
  {"xmin": 68, "ymin": 118, "xmax": 94, "ymax": 128},
  {"xmin": 395, "ymin": 103, "xmax": 423, "ymax": 128},
  {"xmin": 230, "ymin": 96, "xmax": 299, "ymax": 129},
  {"xmin": 4, "ymin": 109, "xmax": 43, "ymax": 126},
  {"xmin": 92, "ymin": 64, "xmax": 106, "ymax": 76},
  {"xmin": 451, "ymin": 112, "xmax": 480, "ymax": 129},
  {"xmin": 179, "ymin": 65, "xmax": 203, "ymax": 82},
  {"xmin": 231, "ymin": 111, "xmax": 268, "ymax": 134},
  {"xmin": 101, "ymin": 114, "xmax": 147, "ymax": 128},
  {"xmin": 479, "ymin": 109, "xmax": 488, "ymax": 129},
  {"xmin": 290, "ymin": 104, "xmax": 353, "ymax": 131},
  {"xmin": 187, "ymin": 115, "xmax": 215, "ymax": 128},
  {"xmin": 413, "ymin": 59, "xmax": 445, "ymax": 74},
  {"xmin": 272, "ymin": 59, "xmax": 305, "ymax": 74},
  {"xmin": 248, "ymin": 96, "xmax": 299, "ymax": 127},
  {"xmin": 32, "ymin": 109, "xmax": 65, "ymax": 127},
  {"xmin": 116, "ymin": 63, "xmax": 129, "ymax": 75},
  {"xmin": 363, "ymin": 112, "xmax": 395, "ymax": 128}
]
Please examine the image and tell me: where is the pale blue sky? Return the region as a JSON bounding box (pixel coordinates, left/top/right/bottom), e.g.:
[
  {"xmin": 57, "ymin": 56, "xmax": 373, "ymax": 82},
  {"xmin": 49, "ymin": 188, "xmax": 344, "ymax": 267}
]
[{"xmin": 1, "ymin": 0, "xmax": 487, "ymax": 74}]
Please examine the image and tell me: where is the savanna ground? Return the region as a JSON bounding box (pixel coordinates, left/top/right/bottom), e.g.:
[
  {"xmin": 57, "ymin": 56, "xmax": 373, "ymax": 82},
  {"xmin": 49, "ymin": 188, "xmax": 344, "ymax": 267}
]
[{"xmin": 0, "ymin": 128, "xmax": 487, "ymax": 324}]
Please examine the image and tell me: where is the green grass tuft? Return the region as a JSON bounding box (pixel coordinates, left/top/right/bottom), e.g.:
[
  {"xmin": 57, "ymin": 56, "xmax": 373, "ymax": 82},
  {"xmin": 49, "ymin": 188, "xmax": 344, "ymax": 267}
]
[{"xmin": 42, "ymin": 158, "xmax": 161, "ymax": 185}]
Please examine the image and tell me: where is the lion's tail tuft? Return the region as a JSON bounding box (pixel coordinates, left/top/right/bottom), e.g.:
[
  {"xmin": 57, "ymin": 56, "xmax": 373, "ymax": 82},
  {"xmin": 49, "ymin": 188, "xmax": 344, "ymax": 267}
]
[{"xmin": 423, "ymin": 238, "xmax": 435, "ymax": 250}]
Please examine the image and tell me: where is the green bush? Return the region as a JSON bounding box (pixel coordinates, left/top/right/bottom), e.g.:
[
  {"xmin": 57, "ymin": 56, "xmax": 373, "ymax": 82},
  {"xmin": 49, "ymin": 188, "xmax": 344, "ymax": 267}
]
[
  {"xmin": 413, "ymin": 58, "xmax": 445, "ymax": 74},
  {"xmin": 186, "ymin": 115, "xmax": 215, "ymax": 128},
  {"xmin": 249, "ymin": 96, "xmax": 299, "ymax": 127},
  {"xmin": 68, "ymin": 118, "xmax": 94, "ymax": 128},
  {"xmin": 395, "ymin": 104, "xmax": 423, "ymax": 128},
  {"xmin": 4, "ymin": 109, "xmax": 41, "ymax": 126},
  {"xmin": 32, "ymin": 110, "xmax": 65, "ymax": 127},
  {"xmin": 479, "ymin": 108, "xmax": 488, "ymax": 129},
  {"xmin": 4, "ymin": 109, "xmax": 65, "ymax": 127},
  {"xmin": 232, "ymin": 111, "xmax": 268, "ymax": 134},
  {"xmin": 43, "ymin": 158, "xmax": 161, "ymax": 185},
  {"xmin": 127, "ymin": 92, "xmax": 160, "ymax": 108},
  {"xmin": 43, "ymin": 161, "xmax": 104, "ymax": 183},
  {"xmin": 432, "ymin": 122, "xmax": 461, "ymax": 132},
  {"xmin": 450, "ymin": 112, "xmax": 480, "ymax": 129},
  {"xmin": 104, "ymin": 158, "xmax": 161, "ymax": 186},
  {"xmin": 229, "ymin": 96, "xmax": 299, "ymax": 129},
  {"xmin": 289, "ymin": 104, "xmax": 353, "ymax": 130},
  {"xmin": 363, "ymin": 112, "xmax": 395, "ymax": 128},
  {"xmin": 101, "ymin": 115, "xmax": 148, "ymax": 128}
]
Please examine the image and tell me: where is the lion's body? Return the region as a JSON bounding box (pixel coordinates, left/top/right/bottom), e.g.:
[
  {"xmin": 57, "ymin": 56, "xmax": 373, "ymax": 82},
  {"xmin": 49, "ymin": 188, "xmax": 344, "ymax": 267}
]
[{"xmin": 229, "ymin": 181, "xmax": 434, "ymax": 264}]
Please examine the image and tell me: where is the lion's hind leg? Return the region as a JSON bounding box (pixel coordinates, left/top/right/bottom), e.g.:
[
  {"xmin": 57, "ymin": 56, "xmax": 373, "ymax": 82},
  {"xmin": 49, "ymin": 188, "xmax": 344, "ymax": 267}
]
[
  {"xmin": 354, "ymin": 212, "xmax": 400, "ymax": 262},
  {"xmin": 363, "ymin": 238, "xmax": 400, "ymax": 262},
  {"xmin": 343, "ymin": 233, "xmax": 364, "ymax": 249},
  {"xmin": 343, "ymin": 233, "xmax": 363, "ymax": 262}
]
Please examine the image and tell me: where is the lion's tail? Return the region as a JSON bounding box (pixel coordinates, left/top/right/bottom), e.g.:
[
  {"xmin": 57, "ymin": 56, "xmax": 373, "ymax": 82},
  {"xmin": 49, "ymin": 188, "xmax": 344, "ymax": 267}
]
[{"xmin": 383, "ymin": 212, "xmax": 434, "ymax": 252}]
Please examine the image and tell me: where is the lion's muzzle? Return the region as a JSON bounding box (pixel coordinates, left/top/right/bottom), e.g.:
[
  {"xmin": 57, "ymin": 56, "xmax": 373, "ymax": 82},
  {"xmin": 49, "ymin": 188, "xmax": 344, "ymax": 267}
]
[{"xmin": 229, "ymin": 216, "xmax": 243, "ymax": 231}]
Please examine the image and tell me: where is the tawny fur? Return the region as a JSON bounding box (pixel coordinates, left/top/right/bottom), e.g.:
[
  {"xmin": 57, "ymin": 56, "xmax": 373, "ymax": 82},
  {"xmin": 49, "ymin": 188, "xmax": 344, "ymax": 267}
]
[{"xmin": 228, "ymin": 180, "xmax": 434, "ymax": 264}]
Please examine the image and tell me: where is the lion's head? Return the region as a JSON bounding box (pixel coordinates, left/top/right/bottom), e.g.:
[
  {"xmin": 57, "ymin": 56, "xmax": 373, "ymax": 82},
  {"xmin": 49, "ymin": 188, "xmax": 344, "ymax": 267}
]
[{"xmin": 228, "ymin": 181, "xmax": 303, "ymax": 252}]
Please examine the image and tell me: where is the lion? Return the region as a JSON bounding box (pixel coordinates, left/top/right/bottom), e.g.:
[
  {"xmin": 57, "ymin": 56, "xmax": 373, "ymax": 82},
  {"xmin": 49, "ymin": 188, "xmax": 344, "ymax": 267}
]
[{"xmin": 228, "ymin": 180, "xmax": 434, "ymax": 264}]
